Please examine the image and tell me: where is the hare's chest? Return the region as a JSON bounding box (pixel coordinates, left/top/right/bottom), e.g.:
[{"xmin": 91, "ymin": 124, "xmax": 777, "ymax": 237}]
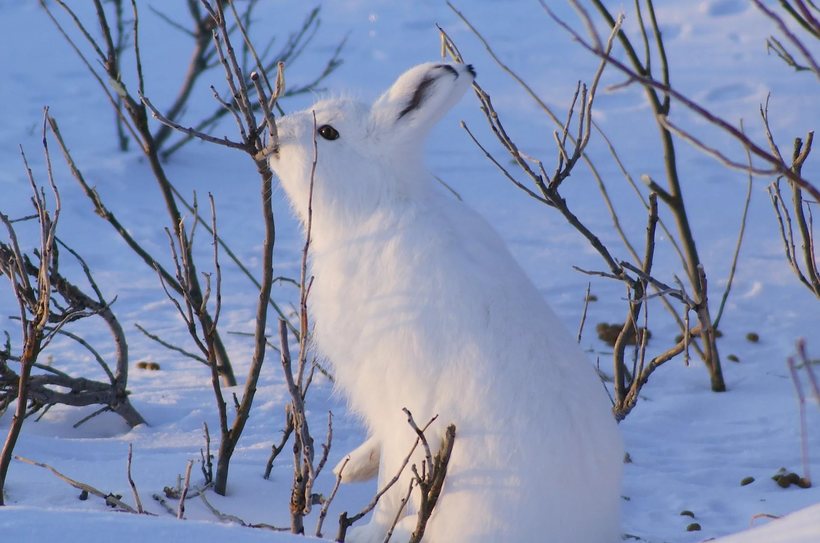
[
  {"xmin": 310, "ymin": 254, "xmax": 426, "ymax": 344},
  {"xmin": 308, "ymin": 240, "xmax": 447, "ymax": 366},
  {"xmin": 311, "ymin": 233, "xmax": 432, "ymax": 311}
]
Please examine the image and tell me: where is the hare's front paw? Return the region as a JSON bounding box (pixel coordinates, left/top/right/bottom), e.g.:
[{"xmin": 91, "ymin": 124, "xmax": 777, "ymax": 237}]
[{"xmin": 335, "ymin": 436, "xmax": 380, "ymax": 483}]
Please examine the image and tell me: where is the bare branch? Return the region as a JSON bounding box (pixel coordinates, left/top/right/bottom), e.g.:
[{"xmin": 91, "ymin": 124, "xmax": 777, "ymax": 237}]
[
  {"xmin": 336, "ymin": 412, "xmax": 436, "ymax": 542},
  {"xmin": 178, "ymin": 459, "xmax": 194, "ymax": 519},
  {"xmin": 553, "ymin": 1, "xmax": 820, "ymax": 202},
  {"xmin": 714, "ymin": 131, "xmax": 755, "ymax": 328},
  {"xmin": 141, "ymin": 93, "xmax": 248, "ymax": 151},
  {"xmin": 787, "ymin": 354, "xmax": 812, "ymax": 486},
  {"xmin": 15, "ymin": 455, "xmax": 139, "ymax": 513},
  {"xmin": 315, "ymin": 456, "xmax": 347, "ymax": 538},
  {"xmin": 408, "ymin": 424, "xmax": 457, "ymax": 543},
  {"xmin": 753, "ymin": 0, "xmax": 820, "ymax": 77},
  {"xmin": 127, "ymin": 444, "xmax": 145, "ymax": 514}
]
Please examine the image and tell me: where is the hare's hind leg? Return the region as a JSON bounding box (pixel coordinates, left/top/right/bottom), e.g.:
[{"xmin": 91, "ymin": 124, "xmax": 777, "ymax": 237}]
[{"xmin": 348, "ymin": 518, "xmax": 411, "ymax": 543}]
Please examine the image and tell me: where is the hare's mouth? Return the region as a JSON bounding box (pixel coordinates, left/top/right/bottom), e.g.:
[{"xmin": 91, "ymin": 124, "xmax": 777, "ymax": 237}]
[{"xmin": 262, "ymin": 142, "xmax": 280, "ymax": 161}]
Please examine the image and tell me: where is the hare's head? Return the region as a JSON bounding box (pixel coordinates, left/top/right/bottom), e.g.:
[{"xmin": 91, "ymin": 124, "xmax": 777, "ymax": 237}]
[{"xmin": 270, "ymin": 62, "xmax": 475, "ymax": 228}]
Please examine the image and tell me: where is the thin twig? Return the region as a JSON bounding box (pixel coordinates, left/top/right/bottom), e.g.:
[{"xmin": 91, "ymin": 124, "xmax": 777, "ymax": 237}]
[
  {"xmin": 263, "ymin": 405, "xmax": 294, "ymax": 479},
  {"xmin": 127, "ymin": 444, "xmax": 145, "ymax": 514},
  {"xmin": 141, "ymin": 93, "xmax": 247, "ymax": 151},
  {"xmin": 315, "ymin": 456, "xmax": 348, "ymax": 538},
  {"xmin": 787, "ymin": 356, "xmax": 812, "ymax": 485},
  {"xmin": 178, "ymin": 459, "xmax": 194, "ymax": 519},
  {"xmin": 385, "ymin": 479, "xmax": 416, "ymax": 543},
  {"xmin": 577, "ymin": 282, "xmax": 593, "ymax": 343},
  {"xmin": 45, "ymin": 327, "xmax": 116, "ymax": 384},
  {"xmin": 403, "ymin": 409, "xmax": 433, "ymax": 476},
  {"xmin": 201, "ymin": 422, "xmax": 213, "ymax": 485},
  {"xmin": 135, "ymin": 323, "xmax": 209, "ymax": 365},
  {"xmin": 796, "ymin": 339, "xmax": 819, "ymax": 401},
  {"xmin": 714, "ymin": 132, "xmax": 755, "ymax": 328},
  {"xmin": 199, "ymin": 491, "xmax": 289, "ymax": 530},
  {"xmin": 72, "ymin": 405, "xmax": 112, "ymax": 429}
]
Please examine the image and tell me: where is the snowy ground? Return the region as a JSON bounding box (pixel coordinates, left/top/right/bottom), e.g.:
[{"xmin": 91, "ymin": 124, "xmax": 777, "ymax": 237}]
[{"xmin": 1, "ymin": 1, "xmax": 818, "ymax": 542}]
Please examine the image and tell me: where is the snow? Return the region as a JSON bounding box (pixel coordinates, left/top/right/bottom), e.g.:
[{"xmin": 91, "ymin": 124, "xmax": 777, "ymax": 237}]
[
  {"xmin": 1, "ymin": 1, "xmax": 818, "ymax": 542},
  {"xmin": 2, "ymin": 506, "xmax": 316, "ymax": 543},
  {"xmin": 714, "ymin": 503, "xmax": 820, "ymax": 543}
]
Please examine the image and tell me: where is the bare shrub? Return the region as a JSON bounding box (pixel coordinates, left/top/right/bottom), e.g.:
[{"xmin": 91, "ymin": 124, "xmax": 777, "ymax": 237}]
[
  {"xmin": 40, "ymin": 0, "xmax": 344, "ymax": 386},
  {"xmin": 37, "ymin": 0, "xmax": 345, "ymax": 498},
  {"xmin": 567, "ymin": 1, "xmax": 818, "ymax": 301},
  {"xmin": 136, "ymin": 0, "xmax": 283, "ymax": 497},
  {"xmin": 336, "ymin": 411, "xmax": 456, "ymax": 543},
  {"xmin": 0, "ymin": 116, "xmax": 144, "ymax": 504}
]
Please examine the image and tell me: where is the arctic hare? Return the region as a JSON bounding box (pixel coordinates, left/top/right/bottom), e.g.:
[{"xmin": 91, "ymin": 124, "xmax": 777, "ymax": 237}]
[{"xmin": 270, "ymin": 62, "xmax": 623, "ymax": 543}]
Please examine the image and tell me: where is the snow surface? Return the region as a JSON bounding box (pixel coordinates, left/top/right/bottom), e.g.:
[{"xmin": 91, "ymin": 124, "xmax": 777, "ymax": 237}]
[{"xmin": 1, "ymin": 1, "xmax": 818, "ymax": 542}]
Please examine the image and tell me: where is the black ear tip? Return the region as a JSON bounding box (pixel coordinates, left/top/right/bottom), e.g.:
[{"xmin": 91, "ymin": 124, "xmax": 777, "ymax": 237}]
[{"xmin": 466, "ymin": 64, "xmax": 476, "ymax": 77}]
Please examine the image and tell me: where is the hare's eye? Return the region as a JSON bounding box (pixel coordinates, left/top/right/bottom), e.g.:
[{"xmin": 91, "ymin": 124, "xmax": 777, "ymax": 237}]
[{"xmin": 318, "ymin": 124, "xmax": 340, "ymax": 141}]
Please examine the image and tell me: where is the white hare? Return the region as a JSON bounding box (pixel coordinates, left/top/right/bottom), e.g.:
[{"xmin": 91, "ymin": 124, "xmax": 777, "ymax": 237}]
[{"xmin": 270, "ymin": 62, "xmax": 623, "ymax": 543}]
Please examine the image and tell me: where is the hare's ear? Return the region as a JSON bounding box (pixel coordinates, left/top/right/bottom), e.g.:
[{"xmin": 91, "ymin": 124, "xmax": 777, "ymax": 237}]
[{"xmin": 370, "ymin": 62, "xmax": 475, "ymax": 143}]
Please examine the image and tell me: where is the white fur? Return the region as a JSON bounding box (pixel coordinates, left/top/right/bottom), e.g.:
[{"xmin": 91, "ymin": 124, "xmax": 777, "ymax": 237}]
[
  {"xmin": 270, "ymin": 62, "xmax": 623, "ymax": 543},
  {"xmin": 334, "ymin": 435, "xmax": 380, "ymax": 483}
]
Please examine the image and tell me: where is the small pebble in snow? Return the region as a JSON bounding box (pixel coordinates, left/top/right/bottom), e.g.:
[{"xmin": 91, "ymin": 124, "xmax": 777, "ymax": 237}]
[
  {"xmin": 727, "ymin": 354, "xmax": 740, "ymax": 362},
  {"xmin": 740, "ymin": 476, "xmax": 755, "ymax": 486},
  {"xmin": 680, "ymin": 510, "xmax": 695, "ymax": 518},
  {"xmin": 772, "ymin": 468, "xmax": 811, "ymax": 489},
  {"xmin": 686, "ymin": 523, "xmax": 702, "ymax": 532},
  {"xmin": 746, "ymin": 332, "xmax": 760, "ymax": 343}
]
